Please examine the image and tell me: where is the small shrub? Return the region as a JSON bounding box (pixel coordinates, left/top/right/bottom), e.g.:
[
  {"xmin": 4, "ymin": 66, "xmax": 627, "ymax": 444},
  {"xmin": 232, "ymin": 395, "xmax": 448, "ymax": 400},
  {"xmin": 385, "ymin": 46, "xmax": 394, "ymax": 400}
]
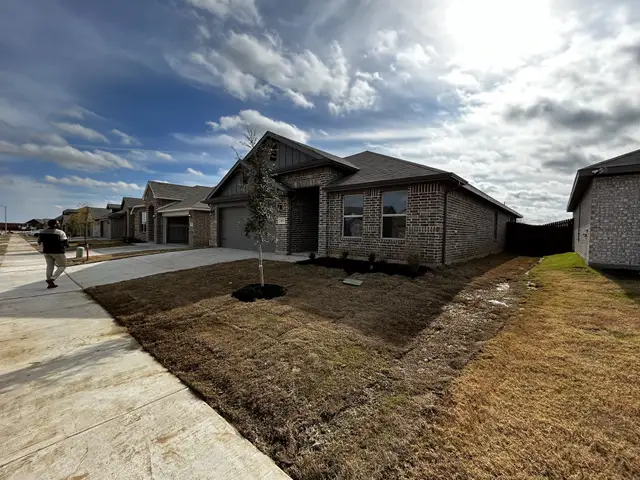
[
  {"xmin": 341, "ymin": 250, "xmax": 349, "ymax": 261},
  {"xmin": 368, "ymin": 252, "xmax": 376, "ymax": 264},
  {"xmin": 308, "ymin": 252, "xmax": 316, "ymax": 261},
  {"xmin": 406, "ymin": 252, "xmax": 421, "ymax": 276}
]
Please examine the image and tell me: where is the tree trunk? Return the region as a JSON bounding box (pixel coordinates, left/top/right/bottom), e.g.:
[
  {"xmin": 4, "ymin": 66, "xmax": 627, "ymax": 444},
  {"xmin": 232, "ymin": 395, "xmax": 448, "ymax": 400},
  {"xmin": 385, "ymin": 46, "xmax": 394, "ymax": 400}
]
[{"xmin": 258, "ymin": 242, "xmax": 265, "ymax": 287}]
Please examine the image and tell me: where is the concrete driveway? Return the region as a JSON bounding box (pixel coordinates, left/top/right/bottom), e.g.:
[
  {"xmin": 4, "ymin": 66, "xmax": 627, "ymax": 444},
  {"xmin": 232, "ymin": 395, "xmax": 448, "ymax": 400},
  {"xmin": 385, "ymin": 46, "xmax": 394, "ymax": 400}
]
[
  {"xmin": 64, "ymin": 242, "xmax": 186, "ymax": 259},
  {"xmin": 0, "ymin": 236, "xmax": 291, "ymax": 479}
]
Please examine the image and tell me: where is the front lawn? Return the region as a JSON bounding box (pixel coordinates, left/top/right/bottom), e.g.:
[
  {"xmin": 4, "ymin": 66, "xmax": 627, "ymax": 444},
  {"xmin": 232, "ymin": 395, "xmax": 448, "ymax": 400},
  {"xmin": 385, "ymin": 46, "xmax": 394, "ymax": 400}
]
[
  {"xmin": 88, "ymin": 254, "xmax": 536, "ymax": 479},
  {"xmin": 66, "ymin": 247, "xmax": 192, "ymax": 266}
]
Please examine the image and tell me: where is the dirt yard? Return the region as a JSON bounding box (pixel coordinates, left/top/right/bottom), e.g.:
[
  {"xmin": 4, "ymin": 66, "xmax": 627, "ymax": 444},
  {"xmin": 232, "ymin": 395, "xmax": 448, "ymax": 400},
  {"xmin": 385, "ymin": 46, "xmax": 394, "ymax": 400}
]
[{"xmin": 88, "ymin": 254, "xmax": 538, "ymax": 479}]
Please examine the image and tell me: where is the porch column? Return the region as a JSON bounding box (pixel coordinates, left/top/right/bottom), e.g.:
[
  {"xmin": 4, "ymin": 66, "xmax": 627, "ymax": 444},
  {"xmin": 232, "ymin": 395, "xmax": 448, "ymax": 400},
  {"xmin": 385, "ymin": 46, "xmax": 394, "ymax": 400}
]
[
  {"xmin": 275, "ymin": 195, "xmax": 290, "ymax": 254},
  {"xmin": 317, "ymin": 187, "xmax": 328, "ymax": 256}
]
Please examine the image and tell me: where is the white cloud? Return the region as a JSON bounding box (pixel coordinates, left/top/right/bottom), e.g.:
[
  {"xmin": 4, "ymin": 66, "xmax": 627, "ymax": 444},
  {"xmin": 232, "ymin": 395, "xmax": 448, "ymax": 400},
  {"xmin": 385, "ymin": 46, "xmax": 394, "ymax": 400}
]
[
  {"xmin": 185, "ymin": 167, "xmax": 204, "ymax": 176},
  {"xmin": 283, "ymin": 89, "xmax": 315, "ymax": 109},
  {"xmin": 372, "ymin": 30, "xmax": 399, "ymax": 56},
  {"xmin": 53, "ymin": 122, "xmax": 109, "ymax": 143},
  {"xmin": 59, "ymin": 106, "xmax": 99, "ymax": 120},
  {"xmin": 111, "ymin": 129, "xmax": 141, "ymax": 146},
  {"xmin": 31, "ymin": 133, "xmax": 69, "ymax": 146},
  {"xmin": 0, "ymin": 141, "xmax": 133, "ymax": 171},
  {"xmin": 206, "ymin": 109, "xmax": 309, "ymax": 142},
  {"xmin": 328, "ymin": 79, "xmax": 378, "ymax": 115},
  {"xmin": 185, "ymin": 0, "xmax": 261, "ymax": 26},
  {"xmin": 44, "ymin": 175, "xmax": 144, "ymax": 191},
  {"xmin": 155, "ymin": 151, "xmax": 174, "ymax": 161},
  {"xmin": 168, "ymin": 33, "xmax": 377, "ymax": 113}
]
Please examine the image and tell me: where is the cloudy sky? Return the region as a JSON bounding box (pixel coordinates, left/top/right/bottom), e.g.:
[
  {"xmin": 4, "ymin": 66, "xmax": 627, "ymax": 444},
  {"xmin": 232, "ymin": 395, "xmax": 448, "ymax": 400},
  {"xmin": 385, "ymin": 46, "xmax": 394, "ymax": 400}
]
[{"xmin": 1, "ymin": 0, "xmax": 639, "ymax": 223}]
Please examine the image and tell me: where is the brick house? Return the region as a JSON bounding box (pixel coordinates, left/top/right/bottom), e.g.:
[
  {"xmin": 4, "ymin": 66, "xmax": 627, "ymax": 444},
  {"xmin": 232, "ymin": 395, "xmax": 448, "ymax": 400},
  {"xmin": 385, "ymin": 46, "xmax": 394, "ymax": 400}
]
[
  {"xmin": 568, "ymin": 149, "xmax": 640, "ymax": 270},
  {"xmin": 139, "ymin": 181, "xmax": 214, "ymax": 247},
  {"xmin": 204, "ymin": 131, "xmax": 521, "ymax": 266},
  {"xmin": 104, "ymin": 197, "xmax": 145, "ymax": 239}
]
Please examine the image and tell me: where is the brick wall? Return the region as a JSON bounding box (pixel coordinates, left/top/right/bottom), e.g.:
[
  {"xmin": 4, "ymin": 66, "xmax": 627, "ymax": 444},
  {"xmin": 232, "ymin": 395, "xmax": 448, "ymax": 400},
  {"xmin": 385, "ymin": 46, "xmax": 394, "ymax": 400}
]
[
  {"xmin": 188, "ymin": 210, "xmax": 210, "ymax": 247},
  {"xmin": 289, "ymin": 188, "xmax": 319, "ymax": 253},
  {"xmin": 326, "ymin": 183, "xmax": 445, "ymax": 265},
  {"xmin": 444, "ymin": 189, "xmax": 511, "ymax": 264},
  {"xmin": 209, "ymin": 207, "xmax": 218, "ymax": 247},
  {"xmin": 144, "ymin": 199, "xmax": 173, "ymax": 244},
  {"xmin": 573, "ymin": 182, "xmax": 592, "ymax": 262},
  {"xmin": 588, "ymin": 174, "xmax": 640, "ymax": 267},
  {"xmin": 133, "ymin": 209, "xmax": 147, "ymax": 241},
  {"xmin": 279, "ymin": 167, "xmax": 344, "ymax": 255},
  {"xmin": 275, "ymin": 196, "xmax": 290, "ymax": 254}
]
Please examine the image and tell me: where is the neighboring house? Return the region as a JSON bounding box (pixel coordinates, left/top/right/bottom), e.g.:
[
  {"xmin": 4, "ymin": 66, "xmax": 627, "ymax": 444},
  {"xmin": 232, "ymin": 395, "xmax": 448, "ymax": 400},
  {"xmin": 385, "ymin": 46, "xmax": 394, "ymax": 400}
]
[
  {"xmin": 141, "ymin": 181, "xmax": 214, "ymax": 247},
  {"xmin": 62, "ymin": 207, "xmax": 111, "ymax": 236},
  {"xmin": 204, "ymin": 131, "xmax": 521, "ymax": 265},
  {"xmin": 568, "ymin": 148, "xmax": 640, "ymax": 270},
  {"xmin": 92, "ymin": 204, "xmax": 121, "ymax": 238},
  {"xmin": 107, "ymin": 197, "xmax": 145, "ymax": 240},
  {"xmin": 23, "ymin": 218, "xmax": 49, "ymax": 230}
]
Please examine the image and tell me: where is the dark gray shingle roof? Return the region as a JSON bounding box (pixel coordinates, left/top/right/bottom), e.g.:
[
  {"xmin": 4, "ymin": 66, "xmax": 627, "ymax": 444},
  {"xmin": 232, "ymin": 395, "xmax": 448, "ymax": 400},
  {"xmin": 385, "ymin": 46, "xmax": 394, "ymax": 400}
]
[
  {"xmin": 567, "ymin": 147, "xmax": 640, "ymax": 211},
  {"xmin": 148, "ymin": 181, "xmax": 197, "ymax": 200},
  {"xmin": 122, "ymin": 197, "xmax": 144, "ymax": 210},
  {"xmin": 156, "ymin": 186, "xmax": 214, "ymax": 212},
  {"xmin": 327, "ymin": 151, "xmax": 447, "ymax": 188}
]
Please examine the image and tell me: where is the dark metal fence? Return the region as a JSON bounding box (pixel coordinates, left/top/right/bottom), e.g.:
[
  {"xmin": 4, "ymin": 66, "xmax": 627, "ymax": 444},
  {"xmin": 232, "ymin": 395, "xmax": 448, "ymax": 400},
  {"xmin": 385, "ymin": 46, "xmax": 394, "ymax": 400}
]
[{"xmin": 506, "ymin": 218, "xmax": 574, "ymax": 256}]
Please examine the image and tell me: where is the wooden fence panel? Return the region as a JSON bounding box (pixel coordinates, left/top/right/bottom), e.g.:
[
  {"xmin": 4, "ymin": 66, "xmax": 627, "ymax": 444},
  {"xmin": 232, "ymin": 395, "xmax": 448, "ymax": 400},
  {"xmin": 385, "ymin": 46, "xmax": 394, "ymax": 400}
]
[{"xmin": 506, "ymin": 219, "xmax": 574, "ymax": 256}]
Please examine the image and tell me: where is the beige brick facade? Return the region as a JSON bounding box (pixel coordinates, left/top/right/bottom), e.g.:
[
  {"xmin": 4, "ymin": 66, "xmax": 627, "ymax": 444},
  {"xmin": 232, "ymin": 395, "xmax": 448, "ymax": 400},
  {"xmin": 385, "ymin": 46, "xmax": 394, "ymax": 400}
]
[{"xmin": 574, "ymin": 174, "xmax": 640, "ymax": 268}]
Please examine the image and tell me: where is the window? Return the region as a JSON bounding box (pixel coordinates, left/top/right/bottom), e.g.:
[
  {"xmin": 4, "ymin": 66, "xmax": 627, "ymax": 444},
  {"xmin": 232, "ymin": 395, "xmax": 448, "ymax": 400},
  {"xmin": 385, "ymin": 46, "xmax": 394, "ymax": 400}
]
[
  {"xmin": 382, "ymin": 191, "xmax": 407, "ymax": 239},
  {"xmin": 140, "ymin": 211, "xmax": 147, "ymax": 233},
  {"xmin": 493, "ymin": 211, "xmax": 498, "ymax": 239},
  {"xmin": 343, "ymin": 194, "xmax": 363, "ymax": 237}
]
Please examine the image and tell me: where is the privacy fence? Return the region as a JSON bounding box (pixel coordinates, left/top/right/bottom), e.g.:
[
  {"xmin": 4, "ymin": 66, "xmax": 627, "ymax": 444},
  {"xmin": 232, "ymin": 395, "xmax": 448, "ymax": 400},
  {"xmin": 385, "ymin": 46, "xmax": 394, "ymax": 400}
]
[{"xmin": 506, "ymin": 218, "xmax": 574, "ymax": 257}]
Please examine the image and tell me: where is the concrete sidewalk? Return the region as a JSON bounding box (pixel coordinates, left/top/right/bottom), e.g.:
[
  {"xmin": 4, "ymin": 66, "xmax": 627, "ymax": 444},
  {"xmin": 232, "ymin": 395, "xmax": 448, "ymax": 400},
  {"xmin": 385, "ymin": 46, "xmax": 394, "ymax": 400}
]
[{"xmin": 0, "ymin": 236, "xmax": 290, "ymax": 479}]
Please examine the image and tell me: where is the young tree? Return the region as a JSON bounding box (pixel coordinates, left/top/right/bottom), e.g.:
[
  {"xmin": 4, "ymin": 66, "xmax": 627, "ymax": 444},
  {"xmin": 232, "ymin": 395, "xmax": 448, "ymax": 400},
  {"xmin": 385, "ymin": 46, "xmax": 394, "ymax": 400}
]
[
  {"xmin": 235, "ymin": 127, "xmax": 279, "ymax": 287},
  {"xmin": 68, "ymin": 204, "xmax": 94, "ymax": 259}
]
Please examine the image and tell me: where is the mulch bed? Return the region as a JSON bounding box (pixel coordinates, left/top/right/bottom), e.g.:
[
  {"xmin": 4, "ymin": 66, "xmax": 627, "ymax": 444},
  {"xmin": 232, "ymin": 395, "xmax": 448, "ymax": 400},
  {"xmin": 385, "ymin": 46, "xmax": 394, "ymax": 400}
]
[
  {"xmin": 232, "ymin": 283, "xmax": 286, "ymax": 302},
  {"xmin": 298, "ymin": 256, "xmax": 428, "ymax": 278}
]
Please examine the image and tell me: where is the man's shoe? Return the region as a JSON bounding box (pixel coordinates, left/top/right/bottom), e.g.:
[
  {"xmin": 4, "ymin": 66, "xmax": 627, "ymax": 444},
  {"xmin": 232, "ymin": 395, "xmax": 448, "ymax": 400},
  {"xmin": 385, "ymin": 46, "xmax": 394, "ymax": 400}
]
[{"xmin": 46, "ymin": 279, "xmax": 58, "ymax": 289}]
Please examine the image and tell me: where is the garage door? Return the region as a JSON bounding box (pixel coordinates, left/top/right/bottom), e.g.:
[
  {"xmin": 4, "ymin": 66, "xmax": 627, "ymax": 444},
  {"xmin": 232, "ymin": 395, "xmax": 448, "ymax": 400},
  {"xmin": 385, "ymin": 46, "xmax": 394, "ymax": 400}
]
[
  {"xmin": 166, "ymin": 217, "xmax": 189, "ymax": 244},
  {"xmin": 219, "ymin": 206, "xmax": 276, "ymax": 252}
]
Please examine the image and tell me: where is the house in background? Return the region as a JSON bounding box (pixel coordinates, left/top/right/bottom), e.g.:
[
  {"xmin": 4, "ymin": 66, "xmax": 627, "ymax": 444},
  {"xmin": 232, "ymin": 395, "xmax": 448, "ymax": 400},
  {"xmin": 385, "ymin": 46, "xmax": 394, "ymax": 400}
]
[
  {"xmin": 23, "ymin": 218, "xmax": 49, "ymax": 230},
  {"xmin": 62, "ymin": 207, "xmax": 111, "ymax": 236},
  {"xmin": 205, "ymin": 131, "xmax": 521, "ymax": 265},
  {"xmin": 92, "ymin": 204, "xmax": 121, "ymax": 238},
  {"xmin": 141, "ymin": 181, "xmax": 214, "ymax": 247},
  {"xmin": 568, "ymin": 148, "xmax": 640, "ymax": 269},
  {"xmin": 107, "ymin": 197, "xmax": 145, "ymax": 239}
]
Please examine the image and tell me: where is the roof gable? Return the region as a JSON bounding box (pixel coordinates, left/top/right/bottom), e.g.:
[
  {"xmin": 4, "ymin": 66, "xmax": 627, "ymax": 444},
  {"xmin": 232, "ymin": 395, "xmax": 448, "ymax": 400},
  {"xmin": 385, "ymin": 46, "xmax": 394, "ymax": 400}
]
[
  {"xmin": 206, "ymin": 131, "xmax": 359, "ymax": 201},
  {"xmin": 567, "ymin": 147, "xmax": 640, "ymax": 211}
]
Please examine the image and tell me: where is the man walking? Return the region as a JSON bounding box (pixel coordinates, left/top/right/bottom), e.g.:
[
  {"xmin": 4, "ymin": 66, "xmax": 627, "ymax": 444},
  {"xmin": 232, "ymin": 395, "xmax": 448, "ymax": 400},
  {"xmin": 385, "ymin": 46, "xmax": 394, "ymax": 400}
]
[{"xmin": 37, "ymin": 219, "xmax": 69, "ymax": 289}]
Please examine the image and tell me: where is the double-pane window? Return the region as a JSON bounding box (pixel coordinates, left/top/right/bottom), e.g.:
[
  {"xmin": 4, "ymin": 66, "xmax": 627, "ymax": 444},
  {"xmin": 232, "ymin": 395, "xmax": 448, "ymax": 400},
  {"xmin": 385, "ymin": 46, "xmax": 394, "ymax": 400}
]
[{"xmin": 382, "ymin": 191, "xmax": 407, "ymax": 238}]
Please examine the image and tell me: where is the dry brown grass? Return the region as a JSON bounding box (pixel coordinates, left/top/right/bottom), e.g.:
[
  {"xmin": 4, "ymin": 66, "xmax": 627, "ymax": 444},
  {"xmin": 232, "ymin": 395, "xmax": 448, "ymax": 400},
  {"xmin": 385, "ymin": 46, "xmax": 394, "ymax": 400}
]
[
  {"xmin": 88, "ymin": 254, "xmax": 538, "ymax": 479},
  {"xmin": 416, "ymin": 254, "xmax": 640, "ymax": 479}
]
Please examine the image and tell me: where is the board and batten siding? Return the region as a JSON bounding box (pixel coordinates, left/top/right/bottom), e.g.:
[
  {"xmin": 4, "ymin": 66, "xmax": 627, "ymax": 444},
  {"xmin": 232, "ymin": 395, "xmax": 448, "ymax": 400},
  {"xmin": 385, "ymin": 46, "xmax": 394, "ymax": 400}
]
[
  {"xmin": 218, "ymin": 172, "xmax": 247, "ymax": 197},
  {"xmin": 273, "ymin": 141, "xmax": 317, "ymax": 170}
]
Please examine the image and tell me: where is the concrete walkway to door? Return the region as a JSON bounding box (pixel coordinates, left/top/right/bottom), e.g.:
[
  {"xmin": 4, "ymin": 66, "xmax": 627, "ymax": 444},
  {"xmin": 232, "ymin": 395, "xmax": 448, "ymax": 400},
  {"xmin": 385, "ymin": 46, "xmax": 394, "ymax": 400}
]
[{"xmin": 0, "ymin": 236, "xmax": 290, "ymax": 479}]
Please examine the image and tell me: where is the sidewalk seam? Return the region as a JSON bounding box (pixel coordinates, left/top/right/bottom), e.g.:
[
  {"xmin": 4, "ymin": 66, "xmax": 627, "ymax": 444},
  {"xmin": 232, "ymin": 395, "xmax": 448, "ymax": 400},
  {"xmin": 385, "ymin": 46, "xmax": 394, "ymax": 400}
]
[{"xmin": 0, "ymin": 386, "xmax": 188, "ymax": 469}]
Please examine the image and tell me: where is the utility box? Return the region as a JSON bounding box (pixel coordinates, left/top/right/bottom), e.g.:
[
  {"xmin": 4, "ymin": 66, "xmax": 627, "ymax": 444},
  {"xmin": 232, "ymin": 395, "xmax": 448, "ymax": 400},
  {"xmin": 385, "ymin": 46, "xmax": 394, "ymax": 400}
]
[{"xmin": 76, "ymin": 246, "xmax": 85, "ymax": 258}]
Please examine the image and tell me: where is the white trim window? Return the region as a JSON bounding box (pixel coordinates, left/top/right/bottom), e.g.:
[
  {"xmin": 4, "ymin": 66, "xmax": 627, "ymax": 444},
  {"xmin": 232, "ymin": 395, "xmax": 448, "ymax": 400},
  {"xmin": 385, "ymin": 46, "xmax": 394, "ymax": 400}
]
[
  {"xmin": 343, "ymin": 194, "xmax": 363, "ymax": 237},
  {"xmin": 140, "ymin": 211, "xmax": 147, "ymax": 233},
  {"xmin": 382, "ymin": 191, "xmax": 407, "ymax": 239}
]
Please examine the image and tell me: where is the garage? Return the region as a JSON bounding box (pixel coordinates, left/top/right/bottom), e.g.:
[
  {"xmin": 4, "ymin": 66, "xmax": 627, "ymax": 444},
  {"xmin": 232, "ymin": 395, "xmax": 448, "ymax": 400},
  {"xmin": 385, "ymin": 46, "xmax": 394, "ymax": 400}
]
[
  {"xmin": 219, "ymin": 206, "xmax": 276, "ymax": 252},
  {"xmin": 166, "ymin": 216, "xmax": 189, "ymax": 244}
]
